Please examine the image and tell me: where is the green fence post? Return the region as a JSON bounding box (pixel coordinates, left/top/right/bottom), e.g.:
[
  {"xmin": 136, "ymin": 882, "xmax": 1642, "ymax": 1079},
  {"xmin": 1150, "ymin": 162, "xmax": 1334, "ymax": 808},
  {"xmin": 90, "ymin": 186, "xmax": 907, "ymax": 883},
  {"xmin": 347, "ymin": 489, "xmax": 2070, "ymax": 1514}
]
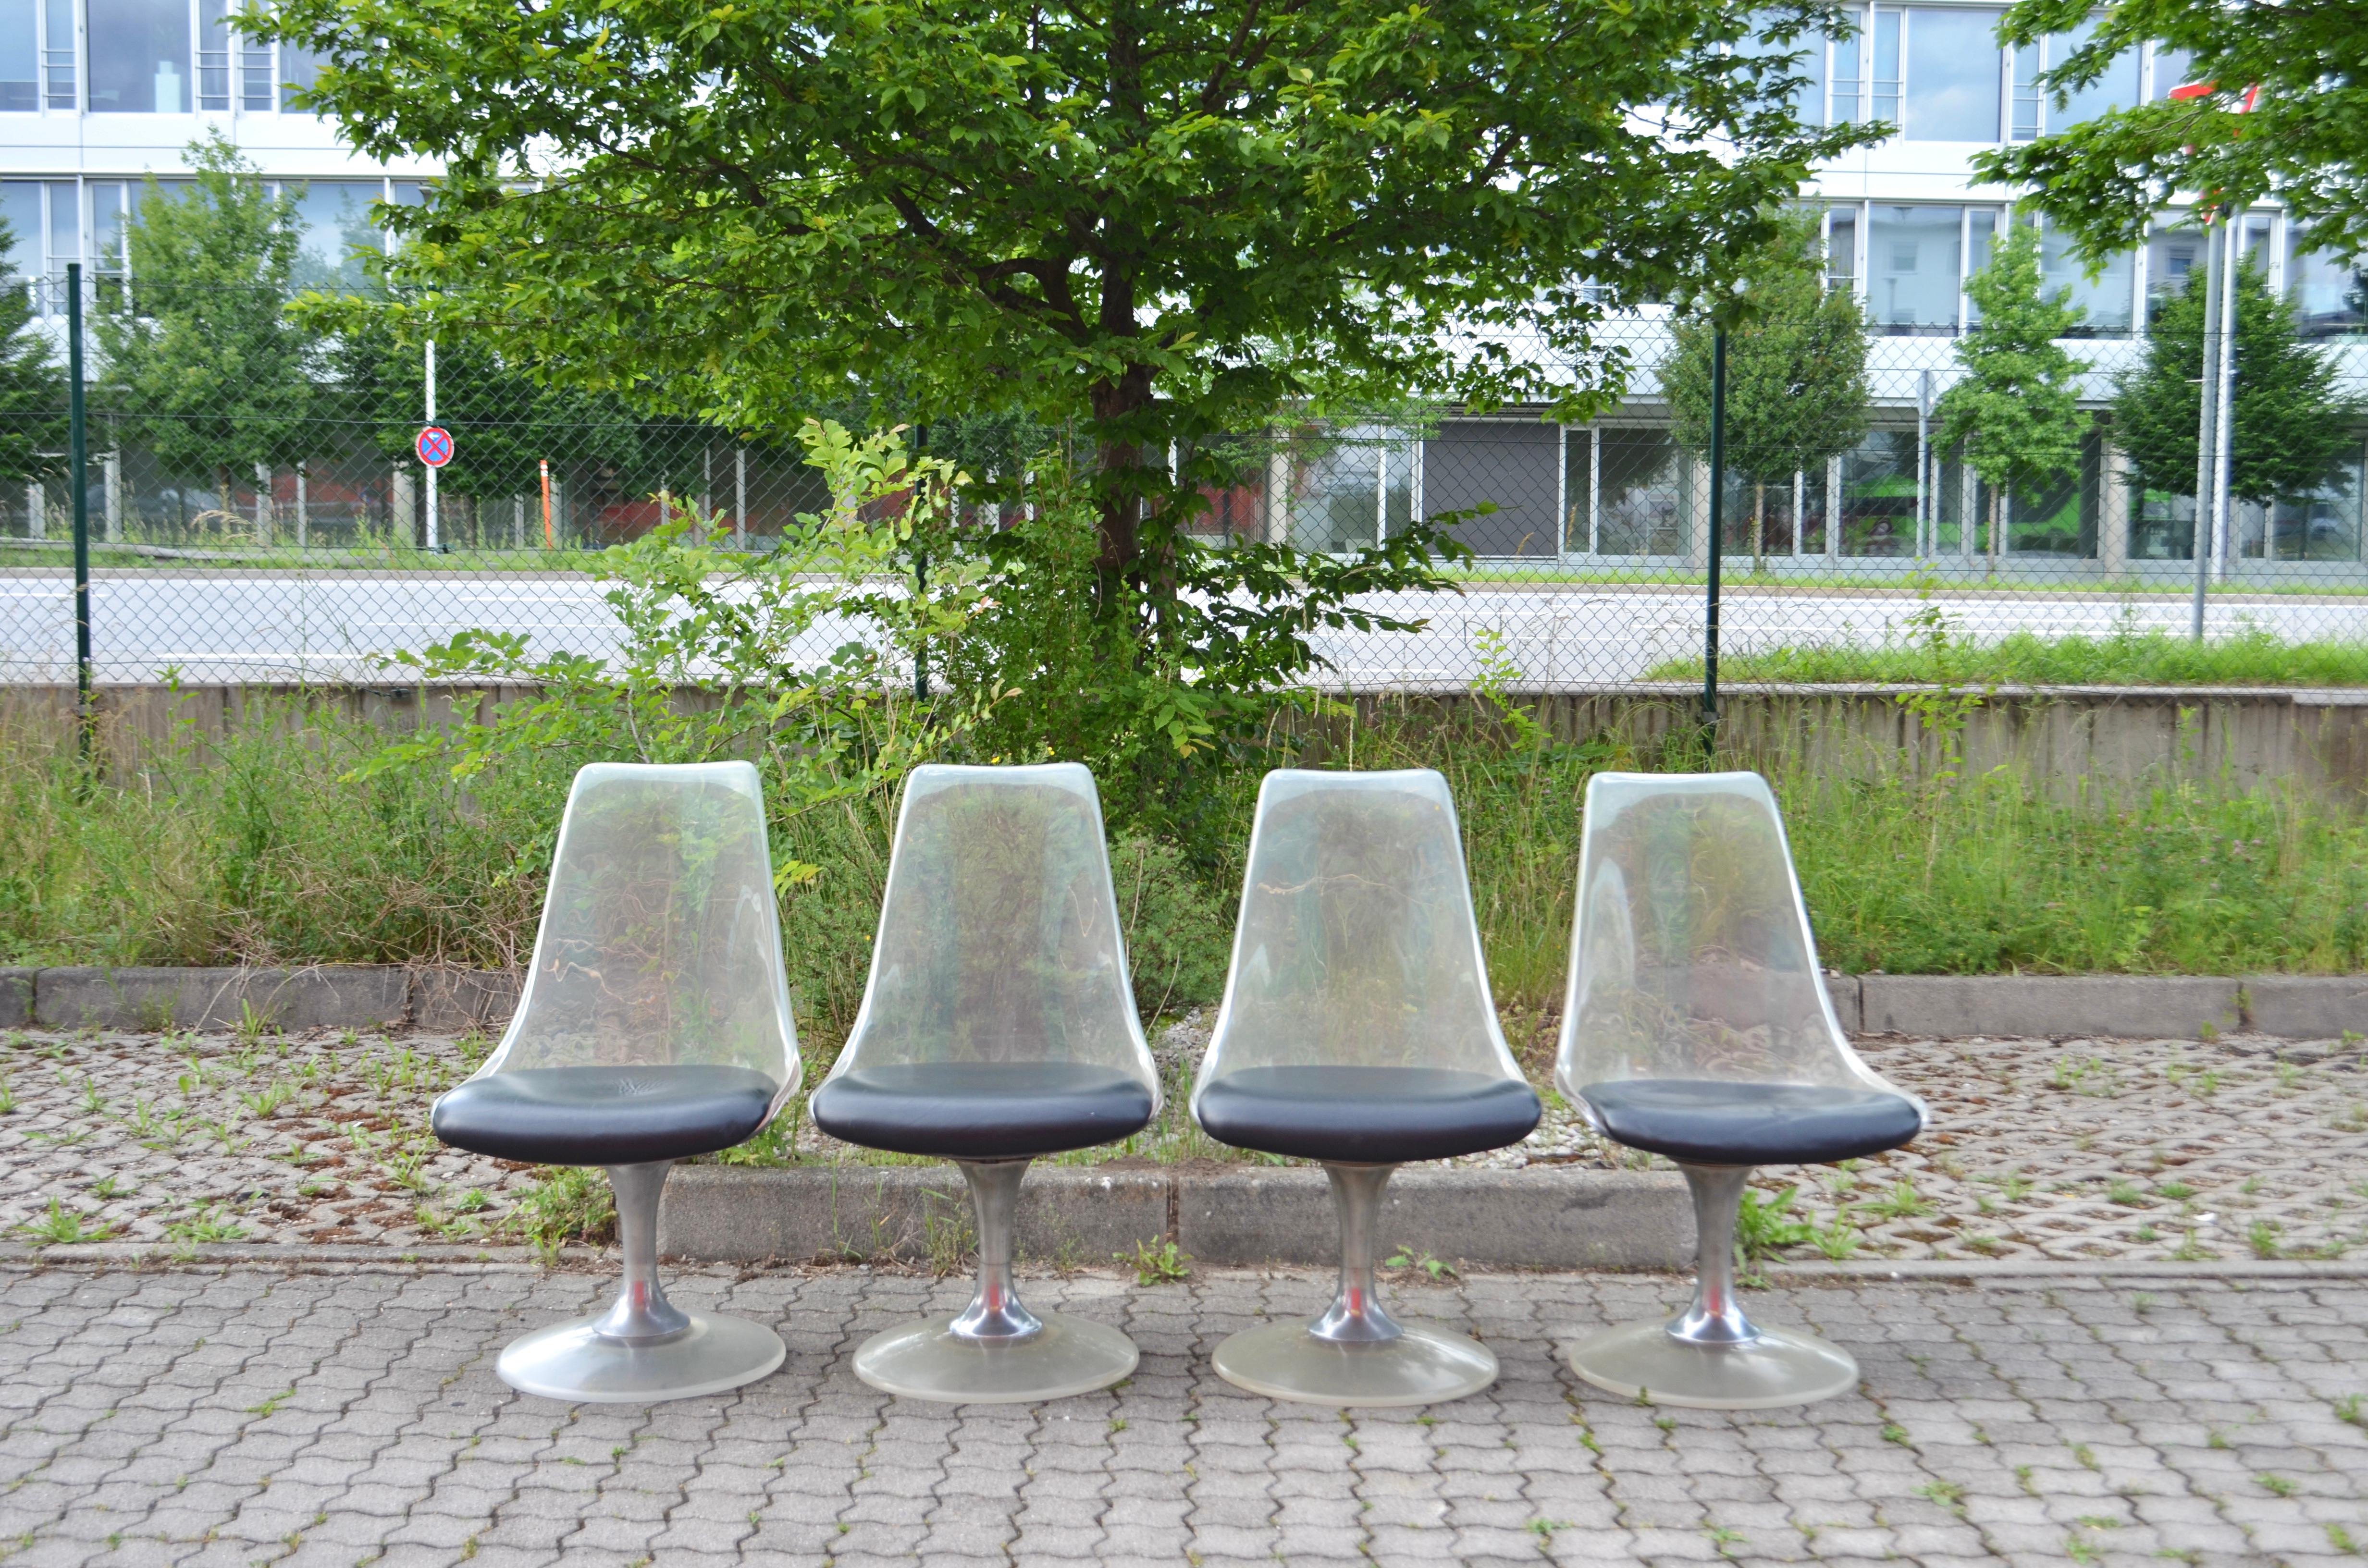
[
  {"xmin": 1701, "ymin": 327, "xmax": 1727, "ymax": 736},
  {"xmin": 67, "ymin": 262, "xmax": 91, "ymax": 765}
]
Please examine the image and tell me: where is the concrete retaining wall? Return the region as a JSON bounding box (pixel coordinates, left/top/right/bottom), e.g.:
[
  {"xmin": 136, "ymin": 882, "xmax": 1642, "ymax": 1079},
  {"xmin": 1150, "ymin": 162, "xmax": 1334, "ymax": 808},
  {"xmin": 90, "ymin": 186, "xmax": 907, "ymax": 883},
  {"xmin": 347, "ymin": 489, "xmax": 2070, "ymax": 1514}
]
[
  {"xmin": 656, "ymin": 1164, "xmax": 1695, "ymax": 1270},
  {"xmin": 5, "ymin": 964, "xmax": 2363, "ymax": 1040},
  {"xmin": 12, "ymin": 680, "xmax": 2368, "ymax": 802}
]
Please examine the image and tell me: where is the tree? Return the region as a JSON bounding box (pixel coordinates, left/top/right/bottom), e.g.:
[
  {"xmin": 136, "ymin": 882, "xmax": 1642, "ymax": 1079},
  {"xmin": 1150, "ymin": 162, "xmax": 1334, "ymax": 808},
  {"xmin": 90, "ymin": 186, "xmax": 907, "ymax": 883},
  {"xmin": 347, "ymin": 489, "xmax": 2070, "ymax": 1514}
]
[
  {"xmin": 254, "ymin": 0, "xmax": 1876, "ymax": 605},
  {"xmin": 1935, "ymin": 221, "xmax": 2087, "ymax": 573},
  {"xmin": 1664, "ymin": 210, "xmax": 1870, "ymax": 573},
  {"xmin": 94, "ymin": 132, "xmax": 314, "ymax": 538},
  {"xmin": 0, "ymin": 218, "xmax": 66, "ymax": 490},
  {"xmin": 1971, "ymin": 0, "xmax": 2368, "ymax": 262},
  {"xmin": 2113, "ymin": 257, "xmax": 2359, "ymax": 532}
]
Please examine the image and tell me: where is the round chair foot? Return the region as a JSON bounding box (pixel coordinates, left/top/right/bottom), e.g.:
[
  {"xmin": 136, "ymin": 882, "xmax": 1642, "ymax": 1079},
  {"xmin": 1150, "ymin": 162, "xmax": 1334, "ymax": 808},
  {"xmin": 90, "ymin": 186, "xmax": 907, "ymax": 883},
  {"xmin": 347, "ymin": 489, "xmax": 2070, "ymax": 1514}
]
[
  {"xmin": 496, "ymin": 1312, "xmax": 785, "ymax": 1404},
  {"xmin": 1564, "ymin": 1318, "xmax": 1859, "ymax": 1410},
  {"xmin": 1212, "ymin": 1321, "xmax": 1499, "ymax": 1408},
  {"xmin": 853, "ymin": 1312, "xmax": 1138, "ymax": 1404}
]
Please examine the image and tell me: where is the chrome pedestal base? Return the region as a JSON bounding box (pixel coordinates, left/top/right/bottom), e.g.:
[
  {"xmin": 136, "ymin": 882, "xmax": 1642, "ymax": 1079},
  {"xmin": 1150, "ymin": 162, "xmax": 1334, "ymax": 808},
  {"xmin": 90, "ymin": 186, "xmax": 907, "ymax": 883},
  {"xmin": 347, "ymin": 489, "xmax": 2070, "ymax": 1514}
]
[
  {"xmin": 1565, "ymin": 1164, "xmax": 1858, "ymax": 1410},
  {"xmin": 1210, "ymin": 1164, "xmax": 1498, "ymax": 1409},
  {"xmin": 851, "ymin": 1160, "xmax": 1138, "ymax": 1405},
  {"xmin": 499, "ymin": 1309, "xmax": 788, "ymax": 1404},
  {"xmin": 494, "ymin": 1161, "xmax": 785, "ymax": 1405}
]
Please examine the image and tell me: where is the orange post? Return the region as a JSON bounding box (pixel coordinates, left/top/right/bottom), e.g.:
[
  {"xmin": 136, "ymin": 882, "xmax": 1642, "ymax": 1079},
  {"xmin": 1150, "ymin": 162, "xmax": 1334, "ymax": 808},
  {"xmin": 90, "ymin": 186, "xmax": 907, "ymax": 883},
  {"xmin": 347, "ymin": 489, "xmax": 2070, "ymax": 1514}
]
[{"xmin": 539, "ymin": 458, "xmax": 554, "ymax": 548}]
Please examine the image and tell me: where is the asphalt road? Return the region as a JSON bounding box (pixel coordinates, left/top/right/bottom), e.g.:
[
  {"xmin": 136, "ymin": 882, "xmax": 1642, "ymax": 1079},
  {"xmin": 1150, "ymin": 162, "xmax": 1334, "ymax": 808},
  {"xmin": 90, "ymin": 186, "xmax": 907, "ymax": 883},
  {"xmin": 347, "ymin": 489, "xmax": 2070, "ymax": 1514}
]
[{"xmin": 1, "ymin": 571, "xmax": 2362, "ymax": 686}]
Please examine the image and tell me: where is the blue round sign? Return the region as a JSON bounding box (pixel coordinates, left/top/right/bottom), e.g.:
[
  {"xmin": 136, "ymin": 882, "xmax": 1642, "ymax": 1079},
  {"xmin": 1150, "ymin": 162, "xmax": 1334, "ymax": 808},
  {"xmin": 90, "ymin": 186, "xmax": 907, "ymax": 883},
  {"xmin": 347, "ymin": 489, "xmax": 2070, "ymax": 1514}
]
[{"xmin": 416, "ymin": 426, "xmax": 455, "ymax": 467}]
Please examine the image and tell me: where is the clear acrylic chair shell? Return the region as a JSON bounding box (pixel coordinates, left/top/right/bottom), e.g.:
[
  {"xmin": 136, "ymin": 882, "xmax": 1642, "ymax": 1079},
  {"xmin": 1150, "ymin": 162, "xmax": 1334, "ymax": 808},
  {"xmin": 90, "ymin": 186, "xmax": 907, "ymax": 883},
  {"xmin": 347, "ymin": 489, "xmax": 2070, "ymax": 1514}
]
[
  {"xmin": 1553, "ymin": 771, "xmax": 1927, "ymax": 1409},
  {"xmin": 812, "ymin": 762, "xmax": 1158, "ymax": 1403},
  {"xmin": 432, "ymin": 760, "xmax": 801, "ymax": 1403},
  {"xmin": 1190, "ymin": 769, "xmax": 1537, "ymax": 1407}
]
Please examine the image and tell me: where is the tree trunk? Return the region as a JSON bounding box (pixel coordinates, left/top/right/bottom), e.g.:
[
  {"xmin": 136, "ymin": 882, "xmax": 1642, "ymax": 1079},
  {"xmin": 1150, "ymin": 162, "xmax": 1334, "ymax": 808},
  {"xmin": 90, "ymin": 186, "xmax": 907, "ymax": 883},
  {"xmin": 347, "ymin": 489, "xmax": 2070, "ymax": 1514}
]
[
  {"xmin": 1088, "ymin": 358, "xmax": 1166, "ymax": 635},
  {"xmin": 1751, "ymin": 482, "xmax": 1765, "ymax": 576},
  {"xmin": 1987, "ymin": 485, "xmax": 2001, "ymax": 577}
]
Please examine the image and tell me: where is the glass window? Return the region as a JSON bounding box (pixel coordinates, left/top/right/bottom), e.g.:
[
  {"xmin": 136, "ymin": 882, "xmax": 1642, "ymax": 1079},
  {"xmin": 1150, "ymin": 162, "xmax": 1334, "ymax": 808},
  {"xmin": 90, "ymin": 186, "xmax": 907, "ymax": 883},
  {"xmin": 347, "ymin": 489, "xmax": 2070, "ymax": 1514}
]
[
  {"xmin": 2010, "ymin": 43, "xmax": 2040, "ymax": 138},
  {"xmin": 0, "ymin": 0, "xmax": 35, "ymax": 111},
  {"xmin": 280, "ymin": 38, "xmax": 322, "ymax": 107},
  {"xmin": 2270, "ymin": 452, "xmax": 2362, "ymax": 561},
  {"xmin": 89, "ymin": 0, "xmax": 190, "ymax": 112},
  {"xmin": 1964, "ymin": 208, "xmax": 1998, "ymax": 321},
  {"xmin": 1870, "ymin": 5, "xmax": 1900, "ymax": 124},
  {"xmin": 236, "ymin": 0, "xmax": 270, "ymax": 109},
  {"xmin": 1838, "ymin": 430, "xmax": 1917, "ymax": 556},
  {"xmin": 2051, "ymin": 19, "xmax": 2138, "ymax": 126},
  {"xmin": 284, "ymin": 179, "xmax": 382, "ymax": 290},
  {"xmin": 2149, "ymin": 45, "xmax": 2194, "ymax": 98},
  {"xmin": 89, "ymin": 180, "xmax": 127, "ymax": 275},
  {"xmin": 2287, "ymin": 229, "xmax": 2367, "ymax": 338},
  {"xmin": 2039, "ymin": 219, "xmax": 2133, "ymax": 334},
  {"xmin": 1594, "ymin": 428, "xmax": 1687, "ymax": 557},
  {"xmin": 1867, "ymin": 205, "xmax": 1961, "ymax": 334},
  {"xmin": 1826, "ymin": 204, "xmax": 1858, "ymax": 288},
  {"xmin": 1830, "ymin": 11, "xmax": 1862, "ymax": 122},
  {"xmin": 2146, "ymin": 213, "xmax": 2205, "ymax": 307},
  {"xmin": 1904, "ymin": 7, "xmax": 2002, "ymax": 141},
  {"xmin": 197, "ymin": 0, "xmax": 228, "ymax": 110},
  {"xmin": 1421, "ymin": 421, "xmax": 1561, "ymax": 557},
  {"xmin": 42, "ymin": 0, "xmax": 70, "ymax": 106},
  {"xmin": 44, "ymin": 178, "xmax": 73, "ymax": 276},
  {"xmin": 0, "ymin": 182, "xmax": 37, "ymax": 279},
  {"xmin": 1742, "ymin": 15, "xmax": 1826, "ymax": 126}
]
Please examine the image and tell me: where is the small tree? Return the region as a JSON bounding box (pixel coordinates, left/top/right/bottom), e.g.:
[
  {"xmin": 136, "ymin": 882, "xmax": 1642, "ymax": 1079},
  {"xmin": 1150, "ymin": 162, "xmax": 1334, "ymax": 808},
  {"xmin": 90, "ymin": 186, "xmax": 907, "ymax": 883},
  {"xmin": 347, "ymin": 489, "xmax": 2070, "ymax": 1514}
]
[
  {"xmin": 0, "ymin": 218, "xmax": 66, "ymax": 494},
  {"xmin": 95, "ymin": 131, "xmax": 313, "ymax": 539},
  {"xmin": 1936, "ymin": 220, "xmax": 2087, "ymax": 573},
  {"xmin": 2114, "ymin": 256, "xmax": 2358, "ymax": 549},
  {"xmin": 1665, "ymin": 210, "xmax": 1871, "ymax": 571}
]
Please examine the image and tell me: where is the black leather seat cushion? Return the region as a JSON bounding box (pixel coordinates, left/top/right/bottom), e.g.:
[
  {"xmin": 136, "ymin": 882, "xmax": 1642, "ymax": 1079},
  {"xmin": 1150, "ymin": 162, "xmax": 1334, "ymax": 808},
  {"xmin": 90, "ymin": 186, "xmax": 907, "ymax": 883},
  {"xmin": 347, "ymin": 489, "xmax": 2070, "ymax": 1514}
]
[
  {"xmin": 809, "ymin": 1062, "xmax": 1156, "ymax": 1159},
  {"xmin": 1578, "ymin": 1078, "xmax": 1922, "ymax": 1165},
  {"xmin": 432, "ymin": 1064, "xmax": 777, "ymax": 1165},
  {"xmin": 1196, "ymin": 1066, "xmax": 1542, "ymax": 1164}
]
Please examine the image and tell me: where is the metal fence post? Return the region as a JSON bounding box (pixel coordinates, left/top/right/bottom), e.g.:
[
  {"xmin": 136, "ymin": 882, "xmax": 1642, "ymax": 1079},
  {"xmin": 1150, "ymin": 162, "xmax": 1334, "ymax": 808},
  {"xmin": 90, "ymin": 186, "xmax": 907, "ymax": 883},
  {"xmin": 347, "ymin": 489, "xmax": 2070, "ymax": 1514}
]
[
  {"xmin": 1702, "ymin": 328, "xmax": 1727, "ymax": 731},
  {"xmin": 2190, "ymin": 220, "xmax": 2223, "ymax": 640},
  {"xmin": 67, "ymin": 262, "xmax": 92, "ymax": 764}
]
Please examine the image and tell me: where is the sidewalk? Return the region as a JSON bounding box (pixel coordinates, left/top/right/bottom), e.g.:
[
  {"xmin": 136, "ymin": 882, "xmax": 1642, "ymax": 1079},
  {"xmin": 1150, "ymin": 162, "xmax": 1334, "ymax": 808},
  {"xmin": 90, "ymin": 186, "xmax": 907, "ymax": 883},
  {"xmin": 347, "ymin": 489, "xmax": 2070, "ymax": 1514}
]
[{"xmin": 3, "ymin": 1262, "xmax": 2362, "ymax": 1567}]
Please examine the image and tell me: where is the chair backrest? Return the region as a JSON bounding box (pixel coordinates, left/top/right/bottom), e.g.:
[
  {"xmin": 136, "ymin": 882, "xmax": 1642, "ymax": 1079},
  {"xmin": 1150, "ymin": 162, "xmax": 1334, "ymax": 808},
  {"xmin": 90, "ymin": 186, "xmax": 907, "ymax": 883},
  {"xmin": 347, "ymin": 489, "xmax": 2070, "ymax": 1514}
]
[
  {"xmin": 1554, "ymin": 770, "xmax": 1900, "ymax": 1098},
  {"xmin": 480, "ymin": 760, "xmax": 801, "ymax": 1102},
  {"xmin": 1193, "ymin": 768, "xmax": 1522, "ymax": 1098},
  {"xmin": 823, "ymin": 762, "xmax": 1157, "ymax": 1094}
]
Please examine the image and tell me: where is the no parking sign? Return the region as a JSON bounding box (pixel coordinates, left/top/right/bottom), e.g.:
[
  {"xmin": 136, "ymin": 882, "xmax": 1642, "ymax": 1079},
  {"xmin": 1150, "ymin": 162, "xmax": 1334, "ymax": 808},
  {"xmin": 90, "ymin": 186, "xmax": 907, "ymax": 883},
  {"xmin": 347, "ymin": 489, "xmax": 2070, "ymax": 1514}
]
[{"xmin": 416, "ymin": 426, "xmax": 454, "ymax": 467}]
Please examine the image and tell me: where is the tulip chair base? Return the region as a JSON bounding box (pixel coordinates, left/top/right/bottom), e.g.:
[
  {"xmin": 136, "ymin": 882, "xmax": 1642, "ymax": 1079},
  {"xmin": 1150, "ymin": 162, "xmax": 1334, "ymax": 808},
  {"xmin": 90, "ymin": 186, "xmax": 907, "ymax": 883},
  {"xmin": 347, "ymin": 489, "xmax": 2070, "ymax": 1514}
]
[
  {"xmin": 1212, "ymin": 1320, "xmax": 1499, "ymax": 1408},
  {"xmin": 854, "ymin": 1313, "xmax": 1139, "ymax": 1405},
  {"xmin": 1564, "ymin": 1319, "xmax": 1858, "ymax": 1410},
  {"xmin": 495, "ymin": 1162, "xmax": 785, "ymax": 1404},
  {"xmin": 498, "ymin": 1311, "xmax": 788, "ymax": 1405},
  {"xmin": 1210, "ymin": 1164, "xmax": 1497, "ymax": 1408},
  {"xmin": 852, "ymin": 1158, "xmax": 1138, "ymax": 1405},
  {"xmin": 1565, "ymin": 1163, "xmax": 1859, "ymax": 1410}
]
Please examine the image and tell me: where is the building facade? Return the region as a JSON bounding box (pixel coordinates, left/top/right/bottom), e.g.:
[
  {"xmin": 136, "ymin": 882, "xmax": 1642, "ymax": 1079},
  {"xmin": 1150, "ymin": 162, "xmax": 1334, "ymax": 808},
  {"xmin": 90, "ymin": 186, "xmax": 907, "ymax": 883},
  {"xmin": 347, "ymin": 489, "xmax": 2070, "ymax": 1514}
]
[{"xmin": 2, "ymin": 0, "xmax": 2363, "ymax": 575}]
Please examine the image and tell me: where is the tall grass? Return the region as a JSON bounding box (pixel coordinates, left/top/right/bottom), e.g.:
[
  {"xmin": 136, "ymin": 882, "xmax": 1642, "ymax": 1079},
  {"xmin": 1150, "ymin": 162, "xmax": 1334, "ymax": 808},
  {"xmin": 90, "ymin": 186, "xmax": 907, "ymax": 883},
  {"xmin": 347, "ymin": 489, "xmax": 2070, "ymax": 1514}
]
[
  {"xmin": 5, "ymin": 696, "xmax": 2364, "ymax": 1037},
  {"xmin": 1645, "ymin": 624, "xmax": 2368, "ymax": 687}
]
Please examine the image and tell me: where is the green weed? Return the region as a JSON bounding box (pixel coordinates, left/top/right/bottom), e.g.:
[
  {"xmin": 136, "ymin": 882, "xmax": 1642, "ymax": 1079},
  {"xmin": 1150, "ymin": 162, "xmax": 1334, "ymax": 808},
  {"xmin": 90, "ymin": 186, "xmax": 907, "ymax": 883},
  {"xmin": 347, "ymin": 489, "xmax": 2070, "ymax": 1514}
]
[
  {"xmin": 504, "ymin": 1167, "xmax": 616, "ymax": 1260},
  {"xmin": 1120, "ymin": 1239, "xmax": 1193, "ymax": 1286},
  {"xmin": 1382, "ymin": 1247, "xmax": 1458, "ymax": 1282},
  {"xmin": 14, "ymin": 1200, "xmax": 115, "ymax": 1245}
]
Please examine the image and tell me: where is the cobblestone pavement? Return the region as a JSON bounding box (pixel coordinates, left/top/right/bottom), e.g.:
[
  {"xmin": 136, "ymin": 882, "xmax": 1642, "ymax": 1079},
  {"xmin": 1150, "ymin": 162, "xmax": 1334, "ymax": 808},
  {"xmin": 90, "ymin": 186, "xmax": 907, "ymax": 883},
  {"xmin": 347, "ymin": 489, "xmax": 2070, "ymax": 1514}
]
[
  {"xmin": 1, "ymin": 1262, "xmax": 2364, "ymax": 1568},
  {"xmin": 6, "ymin": 1026, "xmax": 2366, "ymax": 1262}
]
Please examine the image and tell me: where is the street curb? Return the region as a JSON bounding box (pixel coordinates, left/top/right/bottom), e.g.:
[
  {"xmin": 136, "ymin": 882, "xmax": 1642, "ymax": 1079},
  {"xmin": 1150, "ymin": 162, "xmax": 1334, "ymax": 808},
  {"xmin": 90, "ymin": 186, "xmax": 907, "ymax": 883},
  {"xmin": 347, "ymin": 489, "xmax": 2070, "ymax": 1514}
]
[
  {"xmin": 658, "ymin": 1163, "xmax": 1697, "ymax": 1270},
  {"xmin": 1766, "ymin": 1258, "xmax": 2368, "ymax": 1283},
  {"xmin": 7, "ymin": 965, "xmax": 2364, "ymax": 1041}
]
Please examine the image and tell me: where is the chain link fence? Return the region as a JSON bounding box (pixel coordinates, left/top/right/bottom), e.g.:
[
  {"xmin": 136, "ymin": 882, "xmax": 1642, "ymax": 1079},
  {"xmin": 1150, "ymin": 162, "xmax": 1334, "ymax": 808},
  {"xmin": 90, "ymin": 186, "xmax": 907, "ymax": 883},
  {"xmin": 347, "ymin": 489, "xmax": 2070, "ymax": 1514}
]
[{"xmin": 2, "ymin": 278, "xmax": 2365, "ymax": 697}]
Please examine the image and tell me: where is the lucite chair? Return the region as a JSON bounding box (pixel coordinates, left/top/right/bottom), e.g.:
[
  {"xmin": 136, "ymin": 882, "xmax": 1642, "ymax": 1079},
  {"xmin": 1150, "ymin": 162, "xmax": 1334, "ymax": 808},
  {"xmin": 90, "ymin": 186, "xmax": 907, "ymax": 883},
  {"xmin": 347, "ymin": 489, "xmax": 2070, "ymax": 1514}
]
[
  {"xmin": 1554, "ymin": 771, "xmax": 1927, "ymax": 1409},
  {"xmin": 809, "ymin": 763, "xmax": 1159, "ymax": 1404},
  {"xmin": 430, "ymin": 760, "xmax": 801, "ymax": 1404},
  {"xmin": 1192, "ymin": 769, "xmax": 1541, "ymax": 1407}
]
